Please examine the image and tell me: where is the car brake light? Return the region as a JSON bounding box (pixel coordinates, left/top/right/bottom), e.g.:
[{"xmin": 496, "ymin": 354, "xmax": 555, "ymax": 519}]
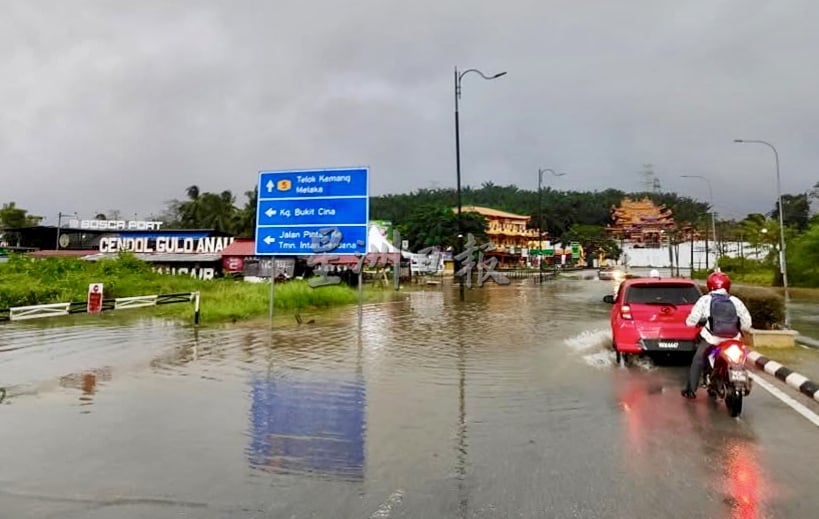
[
  {"xmin": 620, "ymin": 305, "xmax": 632, "ymax": 320},
  {"xmin": 722, "ymin": 344, "xmax": 745, "ymax": 364}
]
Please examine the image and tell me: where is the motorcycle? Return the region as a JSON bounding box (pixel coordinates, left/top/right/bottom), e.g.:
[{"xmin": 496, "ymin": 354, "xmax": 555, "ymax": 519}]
[{"xmin": 702, "ymin": 339, "xmax": 752, "ymax": 417}]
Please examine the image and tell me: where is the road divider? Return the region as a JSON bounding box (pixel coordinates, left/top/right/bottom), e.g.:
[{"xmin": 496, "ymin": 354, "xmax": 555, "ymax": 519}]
[{"xmin": 747, "ymin": 350, "xmax": 819, "ymax": 403}]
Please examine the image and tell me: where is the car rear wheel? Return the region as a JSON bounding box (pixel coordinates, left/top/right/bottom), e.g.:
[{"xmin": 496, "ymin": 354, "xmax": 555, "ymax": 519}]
[{"xmin": 615, "ymin": 350, "xmax": 632, "ymax": 367}]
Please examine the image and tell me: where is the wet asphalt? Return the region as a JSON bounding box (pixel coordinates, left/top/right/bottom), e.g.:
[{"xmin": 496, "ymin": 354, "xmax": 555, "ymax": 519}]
[{"xmin": 1, "ymin": 276, "xmax": 819, "ymax": 518}]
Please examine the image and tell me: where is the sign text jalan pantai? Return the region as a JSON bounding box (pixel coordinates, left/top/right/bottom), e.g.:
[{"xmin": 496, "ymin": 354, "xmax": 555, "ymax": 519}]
[{"xmin": 99, "ymin": 236, "xmax": 235, "ymax": 254}]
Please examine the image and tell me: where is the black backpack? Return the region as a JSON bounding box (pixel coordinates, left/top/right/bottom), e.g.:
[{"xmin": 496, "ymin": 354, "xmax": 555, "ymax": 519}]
[{"xmin": 708, "ymin": 293, "xmax": 740, "ymax": 338}]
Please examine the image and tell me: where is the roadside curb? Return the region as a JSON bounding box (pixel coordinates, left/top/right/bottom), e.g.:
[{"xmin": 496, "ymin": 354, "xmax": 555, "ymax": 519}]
[
  {"xmin": 747, "ymin": 350, "xmax": 819, "ymax": 403},
  {"xmin": 796, "ymin": 335, "xmax": 819, "ymax": 349}
]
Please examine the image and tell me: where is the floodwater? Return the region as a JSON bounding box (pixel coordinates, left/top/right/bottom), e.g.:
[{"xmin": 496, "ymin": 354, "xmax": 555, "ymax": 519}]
[{"xmin": 2, "ymin": 277, "xmax": 819, "ymax": 518}]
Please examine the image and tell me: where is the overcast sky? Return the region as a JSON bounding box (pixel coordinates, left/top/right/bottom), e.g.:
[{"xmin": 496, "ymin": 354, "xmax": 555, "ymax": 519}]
[{"xmin": 3, "ymin": 0, "xmax": 818, "ymax": 224}]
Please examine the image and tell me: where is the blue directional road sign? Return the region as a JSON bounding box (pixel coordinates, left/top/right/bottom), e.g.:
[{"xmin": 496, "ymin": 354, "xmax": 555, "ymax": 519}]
[{"xmin": 255, "ymin": 167, "xmax": 369, "ymax": 255}]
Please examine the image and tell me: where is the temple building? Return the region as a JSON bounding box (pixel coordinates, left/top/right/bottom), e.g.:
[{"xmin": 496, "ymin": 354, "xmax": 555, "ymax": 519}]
[
  {"xmin": 605, "ymin": 197, "xmax": 677, "ymax": 247},
  {"xmin": 458, "ymin": 206, "xmax": 539, "ymax": 259},
  {"xmin": 452, "ymin": 205, "xmax": 581, "ymax": 267}
]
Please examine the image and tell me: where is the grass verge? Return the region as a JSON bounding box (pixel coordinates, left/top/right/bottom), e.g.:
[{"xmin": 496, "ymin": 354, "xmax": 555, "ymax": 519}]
[{"xmin": 0, "ymin": 253, "xmax": 390, "ymax": 324}]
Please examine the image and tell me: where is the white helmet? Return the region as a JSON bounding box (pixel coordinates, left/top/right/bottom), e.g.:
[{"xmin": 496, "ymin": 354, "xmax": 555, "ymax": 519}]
[{"xmin": 649, "ymin": 269, "xmax": 661, "ymax": 279}]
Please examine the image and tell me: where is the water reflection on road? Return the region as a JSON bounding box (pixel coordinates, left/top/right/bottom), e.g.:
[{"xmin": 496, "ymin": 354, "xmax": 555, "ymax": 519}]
[{"xmin": 1, "ymin": 279, "xmax": 818, "ymax": 517}]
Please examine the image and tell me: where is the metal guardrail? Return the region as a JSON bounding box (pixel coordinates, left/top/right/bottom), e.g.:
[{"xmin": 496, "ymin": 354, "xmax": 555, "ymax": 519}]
[
  {"xmin": 9, "ymin": 302, "xmax": 71, "ymax": 321},
  {"xmin": 115, "ymin": 295, "xmax": 159, "ymax": 310},
  {"xmin": 0, "ymin": 292, "xmax": 200, "ymax": 324},
  {"xmin": 157, "ymin": 293, "xmax": 196, "ymax": 305}
]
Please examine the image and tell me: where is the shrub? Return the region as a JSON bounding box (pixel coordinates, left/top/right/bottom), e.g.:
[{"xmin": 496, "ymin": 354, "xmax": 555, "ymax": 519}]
[{"xmin": 735, "ymin": 287, "xmax": 785, "ymax": 330}]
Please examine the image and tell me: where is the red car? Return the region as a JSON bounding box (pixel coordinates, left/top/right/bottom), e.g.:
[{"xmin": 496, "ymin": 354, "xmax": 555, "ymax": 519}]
[{"xmin": 603, "ymin": 277, "xmax": 703, "ymax": 364}]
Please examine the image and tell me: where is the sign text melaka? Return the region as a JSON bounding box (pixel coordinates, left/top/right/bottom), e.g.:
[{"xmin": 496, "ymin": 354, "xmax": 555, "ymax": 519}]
[{"xmin": 99, "ymin": 236, "xmax": 235, "ymax": 254}]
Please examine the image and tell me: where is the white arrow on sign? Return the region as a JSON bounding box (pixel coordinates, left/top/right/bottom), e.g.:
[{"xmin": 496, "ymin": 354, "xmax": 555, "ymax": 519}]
[
  {"xmin": 263, "ymin": 236, "xmax": 275, "ymax": 244},
  {"xmin": 265, "ymin": 208, "xmax": 276, "ymax": 217},
  {"xmin": 266, "ymin": 180, "xmax": 275, "ymax": 192}
]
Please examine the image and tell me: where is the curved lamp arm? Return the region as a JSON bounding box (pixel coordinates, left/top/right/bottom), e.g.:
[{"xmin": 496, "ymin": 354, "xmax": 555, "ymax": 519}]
[{"xmin": 456, "ymin": 68, "xmax": 507, "ymax": 99}]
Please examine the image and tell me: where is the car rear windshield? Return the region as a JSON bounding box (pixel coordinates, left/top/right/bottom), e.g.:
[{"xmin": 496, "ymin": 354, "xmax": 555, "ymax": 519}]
[{"xmin": 625, "ymin": 284, "xmax": 701, "ymax": 305}]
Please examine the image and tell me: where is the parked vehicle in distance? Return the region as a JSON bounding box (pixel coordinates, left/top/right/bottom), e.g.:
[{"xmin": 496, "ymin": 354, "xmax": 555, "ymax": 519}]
[
  {"xmin": 603, "ymin": 277, "xmax": 703, "ymax": 364},
  {"xmin": 598, "ymin": 266, "xmax": 625, "ymax": 281},
  {"xmin": 598, "ymin": 267, "xmax": 615, "ymax": 280}
]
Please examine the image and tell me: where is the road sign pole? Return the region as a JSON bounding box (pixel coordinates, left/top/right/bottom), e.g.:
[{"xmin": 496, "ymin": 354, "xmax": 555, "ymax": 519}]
[
  {"xmin": 358, "ymin": 268, "xmax": 363, "ymax": 324},
  {"xmin": 394, "ymin": 230, "xmax": 403, "ymax": 291},
  {"xmin": 268, "ymin": 260, "xmax": 276, "ymax": 330}
]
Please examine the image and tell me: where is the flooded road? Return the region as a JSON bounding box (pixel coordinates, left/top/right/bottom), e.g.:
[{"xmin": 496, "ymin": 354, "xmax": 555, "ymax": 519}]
[{"xmin": 2, "ymin": 278, "xmax": 819, "ymax": 518}]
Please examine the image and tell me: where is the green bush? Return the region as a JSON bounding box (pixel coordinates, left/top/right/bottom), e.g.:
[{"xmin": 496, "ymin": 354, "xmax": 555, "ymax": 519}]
[
  {"xmin": 696, "ymin": 283, "xmax": 783, "ymax": 330},
  {"xmin": 734, "ymin": 287, "xmax": 784, "ymax": 330}
]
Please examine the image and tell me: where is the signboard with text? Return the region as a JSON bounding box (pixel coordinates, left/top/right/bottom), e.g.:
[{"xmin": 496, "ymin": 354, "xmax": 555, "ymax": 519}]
[
  {"xmin": 254, "ymin": 167, "xmax": 369, "ymax": 256},
  {"xmin": 69, "ymin": 219, "xmax": 164, "ymax": 230},
  {"xmin": 87, "ymin": 283, "xmax": 103, "ymax": 313}
]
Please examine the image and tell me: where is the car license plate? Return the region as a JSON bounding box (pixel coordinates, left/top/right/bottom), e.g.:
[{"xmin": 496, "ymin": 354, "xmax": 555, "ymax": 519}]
[
  {"xmin": 658, "ymin": 341, "xmax": 679, "ymax": 349},
  {"xmin": 729, "ymin": 370, "xmax": 748, "ymax": 382}
]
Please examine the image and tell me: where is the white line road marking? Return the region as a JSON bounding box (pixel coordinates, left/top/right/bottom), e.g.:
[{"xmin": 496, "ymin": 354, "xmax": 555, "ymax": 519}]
[
  {"xmin": 369, "ymin": 490, "xmax": 405, "ymax": 518},
  {"xmin": 749, "ymin": 372, "xmax": 819, "ymax": 427}
]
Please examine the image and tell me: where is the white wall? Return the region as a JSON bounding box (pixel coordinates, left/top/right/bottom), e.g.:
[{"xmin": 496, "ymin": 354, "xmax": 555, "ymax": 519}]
[{"xmin": 615, "ymin": 241, "xmax": 772, "ymax": 268}]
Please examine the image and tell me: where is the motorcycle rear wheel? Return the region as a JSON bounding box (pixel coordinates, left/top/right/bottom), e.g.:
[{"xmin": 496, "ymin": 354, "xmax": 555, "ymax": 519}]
[{"xmin": 726, "ymin": 390, "xmax": 743, "ymax": 417}]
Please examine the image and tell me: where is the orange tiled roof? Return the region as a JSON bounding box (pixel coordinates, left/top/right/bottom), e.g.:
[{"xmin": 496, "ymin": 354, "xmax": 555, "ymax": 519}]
[{"xmin": 456, "ymin": 205, "xmax": 531, "ymax": 220}]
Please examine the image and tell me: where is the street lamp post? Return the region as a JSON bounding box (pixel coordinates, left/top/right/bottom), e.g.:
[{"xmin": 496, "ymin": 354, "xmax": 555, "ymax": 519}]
[
  {"xmin": 454, "ymin": 66, "xmax": 507, "ymax": 301},
  {"xmin": 537, "ymin": 168, "xmax": 566, "ymax": 284},
  {"xmin": 680, "ymin": 175, "xmax": 717, "ymax": 270},
  {"xmin": 734, "ymin": 139, "xmax": 790, "ymax": 328}
]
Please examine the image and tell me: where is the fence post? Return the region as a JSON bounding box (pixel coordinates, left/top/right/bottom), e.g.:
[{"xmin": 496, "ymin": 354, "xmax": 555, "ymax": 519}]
[{"xmin": 194, "ymin": 291, "xmax": 201, "ymax": 326}]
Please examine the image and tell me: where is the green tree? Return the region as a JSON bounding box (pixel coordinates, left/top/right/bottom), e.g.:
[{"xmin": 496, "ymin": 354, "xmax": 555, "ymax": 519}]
[
  {"xmin": 562, "ymin": 223, "xmax": 622, "ymax": 264},
  {"xmin": 234, "ymin": 187, "xmax": 258, "ymax": 238},
  {"xmin": 0, "ymin": 202, "xmax": 41, "ymax": 229},
  {"xmin": 178, "ymin": 185, "xmax": 203, "ymax": 228},
  {"xmin": 771, "ymin": 193, "xmax": 810, "ymax": 231},
  {"xmin": 741, "ymin": 213, "xmax": 778, "ymax": 264},
  {"xmin": 171, "ymin": 186, "xmax": 242, "ymax": 233},
  {"xmin": 786, "ymin": 221, "xmax": 819, "ymax": 286},
  {"xmin": 397, "ymin": 204, "xmax": 487, "ymax": 252}
]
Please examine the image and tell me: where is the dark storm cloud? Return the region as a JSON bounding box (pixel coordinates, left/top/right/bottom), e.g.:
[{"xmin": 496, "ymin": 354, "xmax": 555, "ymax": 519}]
[{"xmin": 2, "ymin": 0, "xmax": 818, "ymax": 223}]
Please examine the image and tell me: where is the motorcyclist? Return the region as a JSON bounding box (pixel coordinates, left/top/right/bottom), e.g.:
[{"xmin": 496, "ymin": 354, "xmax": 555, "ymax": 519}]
[{"xmin": 681, "ymin": 271, "xmax": 752, "ymax": 399}]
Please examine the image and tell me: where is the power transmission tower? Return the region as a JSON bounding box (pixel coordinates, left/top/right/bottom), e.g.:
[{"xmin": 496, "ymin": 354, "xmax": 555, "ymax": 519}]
[{"xmin": 639, "ymin": 163, "xmax": 657, "ymax": 192}]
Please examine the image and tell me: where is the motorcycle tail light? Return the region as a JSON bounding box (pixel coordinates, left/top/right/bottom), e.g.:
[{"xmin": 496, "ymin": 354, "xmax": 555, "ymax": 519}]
[
  {"xmin": 620, "ymin": 305, "xmax": 632, "ymax": 320},
  {"xmin": 723, "ymin": 344, "xmax": 746, "ymax": 364}
]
